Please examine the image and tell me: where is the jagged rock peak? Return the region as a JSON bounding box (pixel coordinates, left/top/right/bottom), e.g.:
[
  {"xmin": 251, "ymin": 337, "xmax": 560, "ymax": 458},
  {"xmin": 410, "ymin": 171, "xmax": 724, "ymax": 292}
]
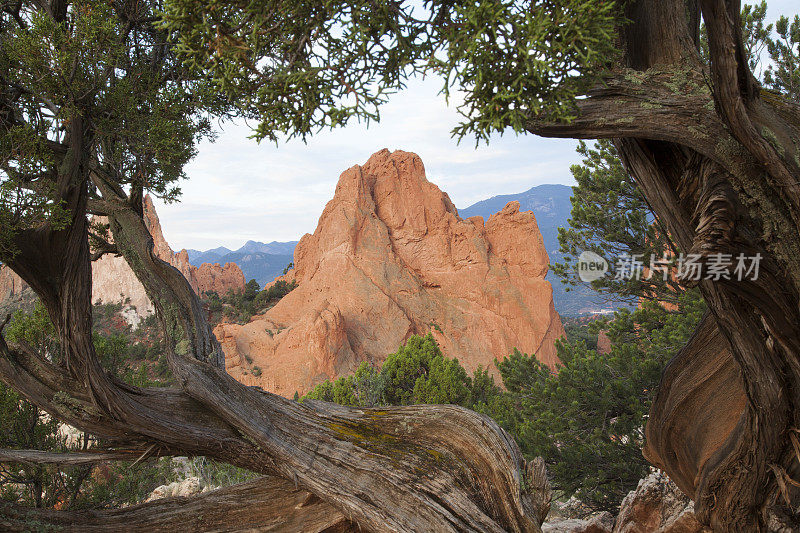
[{"xmin": 218, "ymin": 149, "xmax": 565, "ymax": 396}]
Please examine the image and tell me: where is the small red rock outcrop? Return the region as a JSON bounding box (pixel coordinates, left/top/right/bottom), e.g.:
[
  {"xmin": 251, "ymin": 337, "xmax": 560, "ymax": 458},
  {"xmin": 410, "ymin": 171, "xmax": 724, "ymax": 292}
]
[
  {"xmin": 0, "ymin": 266, "xmax": 30, "ymax": 309},
  {"xmin": 196, "ymin": 262, "xmax": 246, "ymax": 296},
  {"xmin": 92, "ymin": 196, "xmax": 245, "ymax": 315},
  {"xmin": 597, "ymin": 330, "xmax": 612, "ymax": 355},
  {"xmin": 218, "ymin": 149, "xmax": 565, "ymax": 396},
  {"xmin": 1, "ymin": 196, "xmax": 245, "ymax": 318}
]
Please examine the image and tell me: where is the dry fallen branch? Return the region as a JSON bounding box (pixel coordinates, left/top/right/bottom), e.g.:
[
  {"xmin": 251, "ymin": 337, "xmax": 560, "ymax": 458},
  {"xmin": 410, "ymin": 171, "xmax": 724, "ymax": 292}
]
[
  {"xmin": 0, "ymin": 476, "xmax": 355, "ymax": 533},
  {"xmin": 0, "ymin": 449, "xmax": 156, "ymax": 466}
]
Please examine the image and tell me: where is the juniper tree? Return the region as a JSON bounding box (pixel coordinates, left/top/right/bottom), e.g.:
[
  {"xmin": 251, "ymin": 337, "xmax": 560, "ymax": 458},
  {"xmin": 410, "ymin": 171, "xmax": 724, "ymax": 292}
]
[
  {"xmin": 552, "ymin": 139, "xmax": 681, "ymax": 305},
  {"xmin": 4, "ymin": 0, "xmax": 800, "ymax": 530}
]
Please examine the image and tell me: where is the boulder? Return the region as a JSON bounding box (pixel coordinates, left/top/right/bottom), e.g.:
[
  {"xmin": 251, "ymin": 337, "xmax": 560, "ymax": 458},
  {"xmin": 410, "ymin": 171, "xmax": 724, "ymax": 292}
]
[
  {"xmin": 544, "ymin": 512, "xmax": 615, "ymax": 533},
  {"xmin": 613, "ymin": 472, "xmax": 709, "ymax": 533},
  {"xmin": 145, "ymin": 477, "xmax": 204, "ymax": 502},
  {"xmin": 196, "ymin": 262, "xmax": 246, "ymax": 296}
]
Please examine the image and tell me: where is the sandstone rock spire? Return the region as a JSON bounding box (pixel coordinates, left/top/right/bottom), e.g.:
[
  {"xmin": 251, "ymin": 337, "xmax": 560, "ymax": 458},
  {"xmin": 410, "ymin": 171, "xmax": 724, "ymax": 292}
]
[{"xmin": 218, "ymin": 149, "xmax": 565, "ymax": 396}]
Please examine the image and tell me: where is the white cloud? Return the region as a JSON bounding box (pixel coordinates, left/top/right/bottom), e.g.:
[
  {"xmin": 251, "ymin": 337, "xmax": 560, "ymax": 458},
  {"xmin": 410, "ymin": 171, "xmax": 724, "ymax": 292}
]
[{"xmin": 153, "ymin": 74, "xmax": 579, "ymax": 250}]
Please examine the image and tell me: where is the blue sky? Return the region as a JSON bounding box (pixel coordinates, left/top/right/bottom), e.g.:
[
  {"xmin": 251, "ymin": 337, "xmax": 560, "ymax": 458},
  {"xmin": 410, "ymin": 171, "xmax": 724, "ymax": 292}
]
[{"xmin": 154, "ymin": 1, "xmax": 798, "ymax": 251}]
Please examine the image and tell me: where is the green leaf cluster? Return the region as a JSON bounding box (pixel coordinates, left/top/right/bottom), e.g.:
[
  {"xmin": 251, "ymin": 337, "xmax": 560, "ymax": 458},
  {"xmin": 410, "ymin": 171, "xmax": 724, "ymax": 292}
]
[
  {"xmin": 700, "ymin": 2, "xmax": 798, "ymax": 102},
  {"xmin": 0, "ymin": 0, "xmax": 218, "ymax": 257},
  {"xmin": 552, "ymin": 140, "xmax": 680, "ymax": 305},
  {"xmin": 765, "ymin": 13, "xmax": 800, "ymax": 100},
  {"xmin": 161, "ymin": 0, "xmax": 624, "ymax": 143},
  {"xmin": 434, "ymin": 0, "xmax": 622, "ymax": 142},
  {"xmin": 161, "ymin": 0, "xmax": 431, "ymax": 142}
]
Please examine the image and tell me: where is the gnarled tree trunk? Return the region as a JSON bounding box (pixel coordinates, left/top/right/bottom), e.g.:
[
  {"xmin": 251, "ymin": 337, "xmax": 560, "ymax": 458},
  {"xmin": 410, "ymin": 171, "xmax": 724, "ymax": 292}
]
[
  {"xmin": 0, "ymin": 475, "xmax": 354, "ymax": 532},
  {"xmin": 4, "ymin": 0, "xmax": 799, "ymax": 530},
  {"xmin": 527, "ymin": 0, "xmax": 800, "ymax": 530}
]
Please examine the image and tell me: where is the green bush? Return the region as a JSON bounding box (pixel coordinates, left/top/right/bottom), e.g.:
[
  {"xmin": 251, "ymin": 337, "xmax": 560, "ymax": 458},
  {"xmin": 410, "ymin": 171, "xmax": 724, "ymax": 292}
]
[
  {"xmin": 305, "ymin": 362, "xmax": 385, "ymax": 407},
  {"xmin": 202, "ymin": 279, "xmax": 297, "ymax": 325},
  {"xmin": 380, "ymin": 334, "xmax": 470, "ymax": 406},
  {"xmin": 0, "ymin": 381, "xmax": 68, "ymax": 508},
  {"xmin": 305, "ymin": 334, "xmax": 492, "ymax": 409},
  {"xmin": 184, "ymin": 457, "xmax": 259, "ymax": 488},
  {"xmin": 5, "ymin": 301, "xmax": 60, "ymax": 363},
  {"xmin": 254, "ymin": 280, "xmax": 297, "ymax": 309}
]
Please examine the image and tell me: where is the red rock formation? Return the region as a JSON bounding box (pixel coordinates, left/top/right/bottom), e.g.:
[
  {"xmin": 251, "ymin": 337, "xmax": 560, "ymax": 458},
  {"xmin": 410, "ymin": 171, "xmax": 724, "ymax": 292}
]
[
  {"xmin": 0, "ymin": 265, "xmax": 28, "ymax": 304},
  {"xmin": 92, "ymin": 252, "xmax": 157, "ymax": 316},
  {"xmin": 196, "ymin": 262, "xmax": 246, "ymax": 296},
  {"xmin": 597, "ymin": 330, "xmax": 612, "ymax": 355},
  {"xmin": 218, "ymin": 149, "xmax": 565, "ymax": 396},
  {"xmin": 1, "ymin": 196, "xmax": 246, "ymax": 318},
  {"xmin": 92, "ymin": 196, "xmax": 245, "ymax": 314}
]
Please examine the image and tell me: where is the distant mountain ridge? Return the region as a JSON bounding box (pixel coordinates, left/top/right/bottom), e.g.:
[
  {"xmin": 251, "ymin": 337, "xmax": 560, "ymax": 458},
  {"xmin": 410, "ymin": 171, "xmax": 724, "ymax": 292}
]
[
  {"xmin": 186, "ymin": 241, "xmax": 297, "ymax": 287},
  {"xmin": 186, "ymin": 185, "xmax": 610, "ymax": 315},
  {"xmin": 186, "ymin": 246, "xmax": 233, "ymax": 263}
]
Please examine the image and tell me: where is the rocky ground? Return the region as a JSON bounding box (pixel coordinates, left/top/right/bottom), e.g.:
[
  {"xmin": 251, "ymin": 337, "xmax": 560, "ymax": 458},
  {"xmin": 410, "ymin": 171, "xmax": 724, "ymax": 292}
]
[{"xmin": 543, "ymin": 471, "xmax": 709, "ymax": 533}]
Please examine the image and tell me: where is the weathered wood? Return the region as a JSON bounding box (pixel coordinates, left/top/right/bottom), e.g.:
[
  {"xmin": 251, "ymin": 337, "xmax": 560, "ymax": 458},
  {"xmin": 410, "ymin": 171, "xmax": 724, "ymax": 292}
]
[
  {"xmin": 0, "ymin": 448, "xmax": 155, "ymax": 466},
  {"xmin": 524, "ymin": 0, "xmax": 800, "ymax": 529},
  {"xmin": 643, "ymin": 313, "xmax": 747, "ymax": 498},
  {"xmin": 0, "ymin": 476, "xmax": 356, "ymax": 532}
]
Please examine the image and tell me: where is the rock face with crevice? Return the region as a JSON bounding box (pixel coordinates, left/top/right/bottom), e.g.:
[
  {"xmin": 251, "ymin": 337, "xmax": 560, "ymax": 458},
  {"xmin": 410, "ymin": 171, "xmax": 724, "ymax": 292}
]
[{"xmin": 218, "ymin": 149, "xmax": 565, "ymax": 396}]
